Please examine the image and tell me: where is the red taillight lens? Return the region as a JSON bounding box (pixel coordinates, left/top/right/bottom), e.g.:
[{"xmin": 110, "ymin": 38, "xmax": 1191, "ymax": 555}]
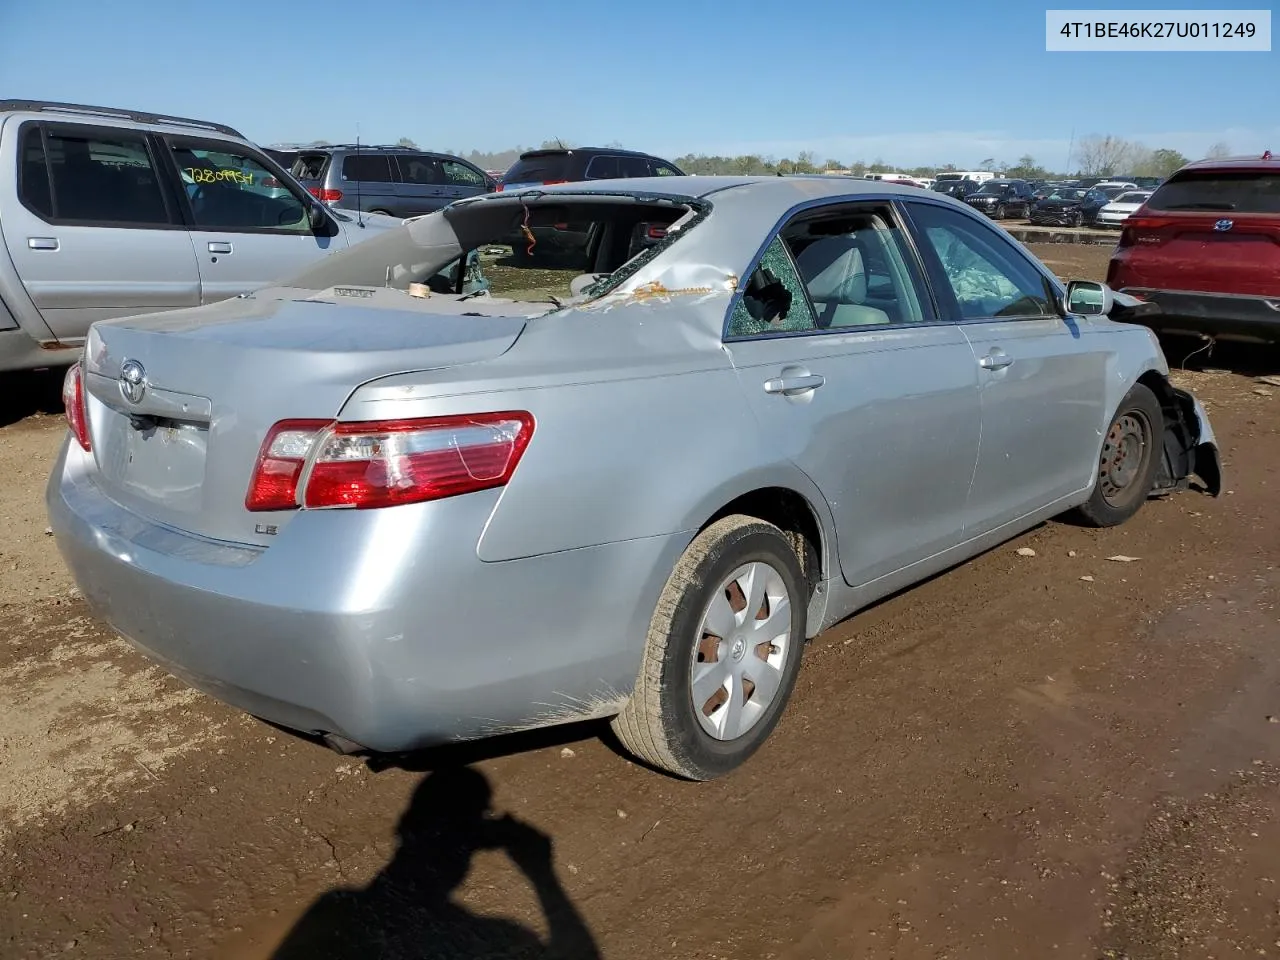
[
  {"xmin": 245, "ymin": 419, "xmax": 332, "ymax": 511},
  {"xmin": 307, "ymin": 187, "xmax": 342, "ymax": 202},
  {"xmin": 495, "ymin": 183, "xmax": 504, "ymax": 191},
  {"xmin": 541, "ymin": 179, "xmax": 568, "ymax": 186},
  {"xmin": 62, "ymin": 361, "xmax": 90, "ymax": 451},
  {"xmin": 304, "ymin": 412, "xmax": 535, "ymax": 509},
  {"xmin": 245, "ymin": 413, "xmax": 535, "ymax": 512},
  {"xmin": 646, "ymin": 225, "xmax": 668, "ymax": 240}
]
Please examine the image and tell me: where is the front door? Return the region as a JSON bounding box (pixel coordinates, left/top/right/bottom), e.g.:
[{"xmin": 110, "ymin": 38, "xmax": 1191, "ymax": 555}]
[
  {"xmin": 395, "ymin": 155, "xmax": 450, "ymax": 216},
  {"xmin": 724, "ymin": 201, "xmax": 981, "ymax": 588},
  {"xmin": 4, "ymin": 121, "xmax": 199, "ymax": 342},
  {"xmin": 162, "ymin": 137, "xmax": 340, "ymax": 303},
  {"xmin": 904, "ymin": 200, "xmax": 1110, "ymax": 535}
]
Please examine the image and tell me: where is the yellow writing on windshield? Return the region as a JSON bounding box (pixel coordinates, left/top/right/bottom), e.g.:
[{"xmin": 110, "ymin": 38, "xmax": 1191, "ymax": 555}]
[{"xmin": 185, "ymin": 167, "xmax": 254, "ymax": 186}]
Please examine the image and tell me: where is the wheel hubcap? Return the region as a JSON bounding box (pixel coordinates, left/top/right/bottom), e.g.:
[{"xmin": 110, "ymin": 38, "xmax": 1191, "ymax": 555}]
[
  {"xmin": 690, "ymin": 561, "xmax": 792, "ymax": 741},
  {"xmin": 1098, "ymin": 412, "xmax": 1149, "ymax": 503}
]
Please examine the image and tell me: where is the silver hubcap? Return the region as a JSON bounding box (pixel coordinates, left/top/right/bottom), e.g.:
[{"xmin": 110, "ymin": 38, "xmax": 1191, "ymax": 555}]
[{"xmin": 690, "ymin": 561, "xmax": 792, "ymax": 741}]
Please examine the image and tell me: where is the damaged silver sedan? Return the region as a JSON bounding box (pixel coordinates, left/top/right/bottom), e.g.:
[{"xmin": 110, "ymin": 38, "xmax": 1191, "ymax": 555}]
[{"xmin": 47, "ymin": 176, "xmax": 1221, "ymax": 781}]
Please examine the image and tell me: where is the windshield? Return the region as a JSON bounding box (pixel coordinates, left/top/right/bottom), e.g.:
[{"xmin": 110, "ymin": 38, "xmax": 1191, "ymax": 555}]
[
  {"xmin": 1048, "ymin": 188, "xmax": 1085, "ymax": 201},
  {"xmin": 279, "ymin": 194, "xmax": 701, "ymax": 303},
  {"xmin": 1146, "ymin": 172, "xmax": 1280, "ymax": 213},
  {"xmin": 1113, "ymin": 192, "xmax": 1150, "ymax": 204},
  {"xmin": 974, "ymin": 182, "xmax": 1010, "ymax": 194}
]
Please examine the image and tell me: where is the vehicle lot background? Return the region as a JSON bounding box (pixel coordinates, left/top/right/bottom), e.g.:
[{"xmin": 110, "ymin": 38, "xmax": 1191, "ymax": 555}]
[{"xmin": 2, "ymin": 244, "xmax": 1279, "ymax": 959}]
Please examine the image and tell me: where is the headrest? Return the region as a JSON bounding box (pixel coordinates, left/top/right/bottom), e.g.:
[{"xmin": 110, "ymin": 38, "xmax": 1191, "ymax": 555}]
[{"xmin": 795, "ymin": 237, "xmax": 867, "ymax": 304}]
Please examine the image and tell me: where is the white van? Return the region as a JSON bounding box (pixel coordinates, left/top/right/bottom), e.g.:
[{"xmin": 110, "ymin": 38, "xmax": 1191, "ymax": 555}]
[{"xmin": 935, "ymin": 171, "xmax": 995, "ymax": 184}]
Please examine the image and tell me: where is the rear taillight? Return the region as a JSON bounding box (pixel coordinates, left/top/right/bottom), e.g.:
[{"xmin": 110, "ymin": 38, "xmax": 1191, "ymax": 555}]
[
  {"xmin": 245, "ymin": 419, "xmax": 333, "ymax": 511},
  {"xmin": 307, "ymin": 187, "xmax": 343, "ymax": 203},
  {"xmin": 245, "ymin": 412, "xmax": 535, "ymax": 512},
  {"xmin": 541, "ymin": 179, "xmax": 569, "ymax": 186},
  {"xmin": 646, "ymin": 225, "xmax": 668, "ymax": 240},
  {"xmin": 62, "ymin": 362, "xmax": 90, "ymax": 452},
  {"xmin": 495, "ymin": 183, "xmax": 504, "ymax": 191}
]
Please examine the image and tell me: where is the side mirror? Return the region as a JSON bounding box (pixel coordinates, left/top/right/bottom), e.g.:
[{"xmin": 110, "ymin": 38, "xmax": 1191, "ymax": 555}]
[
  {"xmin": 308, "ymin": 204, "xmax": 329, "ymax": 232},
  {"xmin": 1064, "ymin": 280, "xmax": 1114, "ymax": 316}
]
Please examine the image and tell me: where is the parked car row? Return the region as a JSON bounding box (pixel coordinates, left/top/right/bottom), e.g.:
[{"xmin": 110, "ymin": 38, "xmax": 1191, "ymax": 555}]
[{"xmin": 0, "ymin": 101, "xmax": 687, "ymax": 372}]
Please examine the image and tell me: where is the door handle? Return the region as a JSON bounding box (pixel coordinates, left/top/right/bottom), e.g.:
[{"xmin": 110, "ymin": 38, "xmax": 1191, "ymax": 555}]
[
  {"xmin": 979, "ymin": 352, "xmax": 1014, "ymax": 370},
  {"xmin": 27, "ymin": 237, "xmax": 59, "ymax": 251},
  {"xmin": 763, "ymin": 374, "xmax": 826, "ymax": 395},
  {"xmin": 208, "ymin": 242, "xmax": 233, "ymax": 254}
]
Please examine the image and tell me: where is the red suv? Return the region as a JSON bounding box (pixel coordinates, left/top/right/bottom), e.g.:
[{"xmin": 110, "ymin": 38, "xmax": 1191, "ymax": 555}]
[{"xmin": 1107, "ymin": 151, "xmax": 1280, "ymax": 341}]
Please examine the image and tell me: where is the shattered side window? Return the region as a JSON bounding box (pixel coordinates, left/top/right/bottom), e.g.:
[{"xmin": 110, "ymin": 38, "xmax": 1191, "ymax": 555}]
[{"xmin": 727, "ymin": 237, "xmax": 818, "ymax": 337}]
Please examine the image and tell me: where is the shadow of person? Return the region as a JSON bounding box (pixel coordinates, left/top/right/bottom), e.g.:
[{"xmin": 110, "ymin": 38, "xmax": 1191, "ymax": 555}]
[{"xmin": 271, "ymin": 766, "xmax": 600, "ymax": 960}]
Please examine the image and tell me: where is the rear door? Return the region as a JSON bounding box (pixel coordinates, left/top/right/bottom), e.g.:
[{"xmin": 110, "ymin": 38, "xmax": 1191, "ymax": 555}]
[
  {"xmin": 903, "ymin": 199, "xmax": 1109, "ymax": 534},
  {"xmin": 724, "ymin": 200, "xmax": 981, "ymax": 588},
  {"xmin": 160, "ymin": 135, "xmax": 341, "ymax": 303},
  {"xmin": 336, "ymin": 153, "xmax": 399, "ymax": 215},
  {"xmin": 3, "ymin": 120, "xmax": 199, "ymax": 342}
]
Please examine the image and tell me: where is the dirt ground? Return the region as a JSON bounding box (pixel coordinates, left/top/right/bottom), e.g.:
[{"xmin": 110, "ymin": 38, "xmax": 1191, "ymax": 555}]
[{"xmin": 3, "ymin": 244, "xmax": 1280, "ymax": 959}]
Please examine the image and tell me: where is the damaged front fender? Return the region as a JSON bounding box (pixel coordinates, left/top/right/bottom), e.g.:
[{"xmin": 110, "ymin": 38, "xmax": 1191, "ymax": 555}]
[{"xmin": 1154, "ymin": 386, "xmax": 1223, "ymax": 497}]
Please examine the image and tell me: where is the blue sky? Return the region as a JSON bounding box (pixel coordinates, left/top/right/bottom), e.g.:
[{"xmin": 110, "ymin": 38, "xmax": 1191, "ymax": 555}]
[{"xmin": 1, "ymin": 0, "xmax": 1275, "ymax": 168}]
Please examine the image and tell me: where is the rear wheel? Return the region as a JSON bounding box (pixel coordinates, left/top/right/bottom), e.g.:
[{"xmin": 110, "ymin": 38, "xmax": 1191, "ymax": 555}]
[
  {"xmin": 611, "ymin": 515, "xmax": 807, "ymax": 781},
  {"xmin": 369, "ymin": 209, "xmax": 393, "ymax": 216},
  {"xmin": 1072, "ymin": 383, "xmax": 1164, "ymax": 527}
]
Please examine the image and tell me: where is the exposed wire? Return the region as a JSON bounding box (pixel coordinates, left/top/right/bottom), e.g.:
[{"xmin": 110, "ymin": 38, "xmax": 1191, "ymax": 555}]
[
  {"xmin": 520, "ymin": 199, "xmax": 536, "ymax": 257},
  {"xmin": 1178, "ymin": 335, "xmax": 1214, "ymax": 370}
]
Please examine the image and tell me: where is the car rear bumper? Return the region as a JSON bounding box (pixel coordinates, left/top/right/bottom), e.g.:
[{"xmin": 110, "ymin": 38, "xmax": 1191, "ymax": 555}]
[
  {"xmin": 47, "ymin": 442, "xmax": 684, "ymax": 752},
  {"xmin": 1115, "ymin": 288, "xmax": 1280, "ymax": 342}
]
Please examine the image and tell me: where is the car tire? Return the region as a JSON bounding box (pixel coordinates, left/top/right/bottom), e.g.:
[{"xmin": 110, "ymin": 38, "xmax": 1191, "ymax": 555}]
[
  {"xmin": 994, "ymin": 203, "xmax": 1007, "ymax": 219},
  {"xmin": 1071, "ymin": 383, "xmax": 1164, "ymax": 528},
  {"xmin": 369, "ymin": 209, "xmax": 393, "ymax": 217},
  {"xmin": 1069, "ymin": 210, "xmax": 1083, "ymax": 228},
  {"xmin": 611, "ymin": 515, "xmax": 808, "ymax": 781}
]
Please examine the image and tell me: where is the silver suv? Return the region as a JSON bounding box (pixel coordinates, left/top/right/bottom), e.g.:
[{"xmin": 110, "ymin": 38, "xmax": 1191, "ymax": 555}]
[
  {"xmin": 0, "ymin": 101, "xmax": 399, "ymax": 372},
  {"xmin": 284, "ymin": 146, "xmax": 496, "ymax": 218}
]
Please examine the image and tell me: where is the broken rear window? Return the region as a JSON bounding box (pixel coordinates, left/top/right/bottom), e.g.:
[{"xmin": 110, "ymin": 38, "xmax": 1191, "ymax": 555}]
[{"xmin": 278, "ymin": 195, "xmax": 703, "ymax": 305}]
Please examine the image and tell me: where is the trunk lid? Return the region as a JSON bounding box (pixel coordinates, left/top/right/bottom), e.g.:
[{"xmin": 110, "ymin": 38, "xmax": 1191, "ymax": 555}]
[{"xmin": 80, "ymin": 292, "xmax": 527, "ymax": 544}]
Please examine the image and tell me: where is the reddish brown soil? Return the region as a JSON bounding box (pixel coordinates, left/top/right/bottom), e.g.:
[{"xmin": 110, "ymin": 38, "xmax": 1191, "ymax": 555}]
[{"xmin": 2, "ymin": 249, "xmax": 1279, "ymax": 960}]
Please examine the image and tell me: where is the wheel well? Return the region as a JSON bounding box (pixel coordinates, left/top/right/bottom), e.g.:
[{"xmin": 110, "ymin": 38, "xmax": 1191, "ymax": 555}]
[
  {"xmin": 702, "ymin": 488, "xmax": 825, "ymax": 597},
  {"xmin": 1135, "ymin": 369, "xmax": 1195, "ymax": 493}
]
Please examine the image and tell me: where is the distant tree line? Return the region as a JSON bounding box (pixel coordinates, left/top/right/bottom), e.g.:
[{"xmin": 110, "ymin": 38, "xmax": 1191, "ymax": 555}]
[{"xmin": 271, "ymin": 134, "xmax": 1233, "ymax": 180}]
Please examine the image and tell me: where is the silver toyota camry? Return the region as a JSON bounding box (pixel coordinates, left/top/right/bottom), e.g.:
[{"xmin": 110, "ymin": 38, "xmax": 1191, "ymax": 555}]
[{"xmin": 47, "ymin": 176, "xmax": 1222, "ymax": 780}]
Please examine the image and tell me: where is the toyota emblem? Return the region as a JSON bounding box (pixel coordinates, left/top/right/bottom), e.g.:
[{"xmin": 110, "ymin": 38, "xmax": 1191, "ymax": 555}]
[
  {"xmin": 1214, "ymin": 219, "xmax": 1234, "ymax": 232},
  {"xmin": 119, "ymin": 359, "xmax": 147, "ymax": 405}
]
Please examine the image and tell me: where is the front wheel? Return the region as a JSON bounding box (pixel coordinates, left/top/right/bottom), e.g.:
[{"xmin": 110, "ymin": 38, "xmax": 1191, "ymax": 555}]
[
  {"xmin": 1072, "ymin": 383, "xmax": 1164, "ymax": 527},
  {"xmin": 611, "ymin": 515, "xmax": 807, "ymax": 780},
  {"xmin": 994, "ymin": 203, "xmax": 1007, "ymax": 219}
]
